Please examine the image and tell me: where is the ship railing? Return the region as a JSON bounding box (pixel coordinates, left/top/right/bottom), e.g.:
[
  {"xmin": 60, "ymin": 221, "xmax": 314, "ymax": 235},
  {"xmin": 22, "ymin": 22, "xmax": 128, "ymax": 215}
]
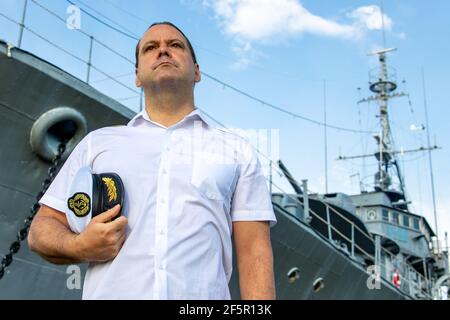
[
  {"xmin": 378, "ymin": 246, "xmax": 433, "ymax": 299},
  {"xmin": 268, "ymin": 168, "xmax": 433, "ymax": 299},
  {"xmin": 0, "ymin": 0, "xmax": 143, "ymax": 112},
  {"xmin": 325, "ymin": 203, "xmax": 433, "ymax": 298},
  {"xmin": 317, "ymin": 202, "xmax": 432, "ymax": 299}
]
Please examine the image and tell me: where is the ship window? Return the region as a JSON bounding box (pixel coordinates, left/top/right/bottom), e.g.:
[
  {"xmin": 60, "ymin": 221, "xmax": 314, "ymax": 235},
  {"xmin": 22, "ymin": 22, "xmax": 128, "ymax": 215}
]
[
  {"xmin": 382, "ymin": 209, "xmax": 389, "ymax": 222},
  {"xmin": 392, "ymin": 212, "xmax": 399, "ymax": 225},
  {"xmin": 413, "ymin": 218, "xmax": 420, "ymax": 230},
  {"xmin": 403, "ymin": 215, "xmax": 410, "ymax": 228}
]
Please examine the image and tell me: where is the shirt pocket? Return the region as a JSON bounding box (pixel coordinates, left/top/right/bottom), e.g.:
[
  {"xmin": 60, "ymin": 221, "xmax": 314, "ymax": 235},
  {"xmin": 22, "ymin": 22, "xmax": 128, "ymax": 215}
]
[{"xmin": 190, "ymin": 152, "xmax": 237, "ymax": 202}]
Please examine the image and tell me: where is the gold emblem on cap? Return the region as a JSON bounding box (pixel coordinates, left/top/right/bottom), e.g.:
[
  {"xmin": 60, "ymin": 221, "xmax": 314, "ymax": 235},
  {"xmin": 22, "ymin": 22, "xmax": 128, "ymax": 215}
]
[
  {"xmin": 68, "ymin": 192, "xmax": 90, "ymax": 217},
  {"xmin": 102, "ymin": 177, "xmax": 117, "ymax": 202}
]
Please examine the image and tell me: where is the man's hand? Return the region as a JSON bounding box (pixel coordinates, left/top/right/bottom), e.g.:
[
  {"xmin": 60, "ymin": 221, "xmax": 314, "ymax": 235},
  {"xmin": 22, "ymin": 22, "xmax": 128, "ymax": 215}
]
[
  {"xmin": 28, "ymin": 204, "xmax": 127, "ymax": 265},
  {"xmin": 75, "ymin": 204, "xmax": 128, "ymax": 262}
]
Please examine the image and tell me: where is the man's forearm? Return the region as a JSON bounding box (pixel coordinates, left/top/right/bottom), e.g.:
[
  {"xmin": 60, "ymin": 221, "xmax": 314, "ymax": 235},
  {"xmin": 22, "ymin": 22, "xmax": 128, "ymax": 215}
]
[
  {"xmin": 28, "ymin": 215, "xmax": 84, "ymax": 265},
  {"xmin": 238, "ymin": 248, "xmax": 276, "ymax": 299}
]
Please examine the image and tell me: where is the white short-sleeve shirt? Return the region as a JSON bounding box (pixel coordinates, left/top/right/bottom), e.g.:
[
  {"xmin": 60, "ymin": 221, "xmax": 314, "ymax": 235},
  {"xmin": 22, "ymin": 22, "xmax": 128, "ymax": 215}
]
[{"xmin": 39, "ymin": 108, "xmax": 276, "ymax": 300}]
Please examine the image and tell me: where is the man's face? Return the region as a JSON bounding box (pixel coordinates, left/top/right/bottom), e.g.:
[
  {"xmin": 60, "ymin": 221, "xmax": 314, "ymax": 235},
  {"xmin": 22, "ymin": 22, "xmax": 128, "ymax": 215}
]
[{"xmin": 135, "ymin": 24, "xmax": 200, "ymax": 89}]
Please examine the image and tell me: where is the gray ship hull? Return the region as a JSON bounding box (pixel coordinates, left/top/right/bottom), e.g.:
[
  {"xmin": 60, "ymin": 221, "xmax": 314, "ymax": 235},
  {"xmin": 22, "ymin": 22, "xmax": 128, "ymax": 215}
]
[
  {"xmin": 0, "ymin": 41, "xmax": 408, "ymax": 299},
  {"xmin": 230, "ymin": 204, "xmax": 408, "ymax": 299}
]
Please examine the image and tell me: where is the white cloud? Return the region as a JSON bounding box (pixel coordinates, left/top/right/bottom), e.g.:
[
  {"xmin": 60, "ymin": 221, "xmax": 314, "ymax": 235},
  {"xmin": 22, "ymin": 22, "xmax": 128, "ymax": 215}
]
[
  {"xmin": 202, "ymin": 1, "xmax": 397, "ymax": 68},
  {"xmin": 231, "ymin": 57, "xmax": 251, "ymax": 70},
  {"xmin": 205, "ymin": 0, "xmax": 358, "ymax": 42},
  {"xmin": 204, "ymin": 1, "xmax": 395, "ymax": 42},
  {"xmin": 348, "ymin": 5, "xmax": 393, "ymax": 31},
  {"xmin": 230, "ymin": 41, "xmax": 256, "ymax": 69}
]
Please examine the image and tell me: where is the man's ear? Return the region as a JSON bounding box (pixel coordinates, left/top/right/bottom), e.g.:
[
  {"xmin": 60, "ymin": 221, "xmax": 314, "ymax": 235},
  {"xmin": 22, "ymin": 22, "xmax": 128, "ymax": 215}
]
[
  {"xmin": 194, "ymin": 63, "xmax": 201, "ymax": 83},
  {"xmin": 135, "ymin": 68, "xmax": 142, "ymax": 87}
]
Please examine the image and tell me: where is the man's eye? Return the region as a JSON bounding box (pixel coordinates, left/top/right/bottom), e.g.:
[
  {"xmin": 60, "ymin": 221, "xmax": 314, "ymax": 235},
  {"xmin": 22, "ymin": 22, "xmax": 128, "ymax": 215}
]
[
  {"xmin": 145, "ymin": 45, "xmax": 155, "ymax": 51},
  {"xmin": 172, "ymin": 43, "xmax": 183, "ymax": 48}
]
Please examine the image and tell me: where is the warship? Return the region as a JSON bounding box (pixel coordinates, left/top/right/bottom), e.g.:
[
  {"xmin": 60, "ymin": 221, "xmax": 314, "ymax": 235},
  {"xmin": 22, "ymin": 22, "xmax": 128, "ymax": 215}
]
[{"xmin": 0, "ymin": 1, "xmax": 448, "ymax": 300}]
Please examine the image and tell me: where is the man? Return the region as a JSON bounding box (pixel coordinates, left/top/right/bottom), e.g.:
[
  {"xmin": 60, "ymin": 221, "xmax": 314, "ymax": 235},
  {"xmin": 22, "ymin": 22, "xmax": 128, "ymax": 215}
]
[{"xmin": 28, "ymin": 22, "xmax": 276, "ymax": 299}]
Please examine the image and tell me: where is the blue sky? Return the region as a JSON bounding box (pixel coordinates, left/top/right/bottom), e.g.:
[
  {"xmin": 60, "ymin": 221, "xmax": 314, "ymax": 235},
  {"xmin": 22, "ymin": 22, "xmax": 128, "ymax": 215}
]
[{"xmin": 1, "ymin": 0, "xmax": 449, "ymax": 244}]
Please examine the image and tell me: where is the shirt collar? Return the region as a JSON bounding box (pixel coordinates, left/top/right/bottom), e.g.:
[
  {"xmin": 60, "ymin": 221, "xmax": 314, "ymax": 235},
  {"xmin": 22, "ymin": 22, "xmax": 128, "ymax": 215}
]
[{"xmin": 127, "ymin": 107, "xmax": 214, "ymax": 129}]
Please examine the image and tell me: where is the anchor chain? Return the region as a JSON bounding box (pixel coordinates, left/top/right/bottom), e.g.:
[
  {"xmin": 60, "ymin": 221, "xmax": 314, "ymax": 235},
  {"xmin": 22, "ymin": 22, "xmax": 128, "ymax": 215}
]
[{"xmin": 0, "ymin": 141, "xmax": 67, "ymax": 280}]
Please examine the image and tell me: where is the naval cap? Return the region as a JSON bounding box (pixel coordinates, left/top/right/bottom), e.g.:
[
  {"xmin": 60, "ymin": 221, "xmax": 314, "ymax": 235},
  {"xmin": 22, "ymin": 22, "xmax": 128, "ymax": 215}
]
[{"xmin": 65, "ymin": 166, "xmax": 124, "ymax": 233}]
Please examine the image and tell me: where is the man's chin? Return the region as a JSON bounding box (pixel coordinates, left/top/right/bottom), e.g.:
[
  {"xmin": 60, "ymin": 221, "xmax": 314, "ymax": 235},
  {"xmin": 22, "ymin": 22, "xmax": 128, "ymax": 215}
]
[{"xmin": 149, "ymin": 76, "xmax": 184, "ymax": 90}]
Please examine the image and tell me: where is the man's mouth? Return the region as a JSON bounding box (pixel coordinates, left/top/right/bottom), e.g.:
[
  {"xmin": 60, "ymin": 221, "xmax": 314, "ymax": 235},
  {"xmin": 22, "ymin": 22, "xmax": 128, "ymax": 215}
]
[
  {"xmin": 154, "ymin": 60, "xmax": 177, "ymax": 69},
  {"xmin": 158, "ymin": 62, "xmax": 172, "ymax": 67}
]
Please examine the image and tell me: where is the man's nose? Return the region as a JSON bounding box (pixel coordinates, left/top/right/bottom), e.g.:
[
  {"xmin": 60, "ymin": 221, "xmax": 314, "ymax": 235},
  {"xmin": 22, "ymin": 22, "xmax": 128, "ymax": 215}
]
[{"xmin": 157, "ymin": 44, "xmax": 171, "ymax": 58}]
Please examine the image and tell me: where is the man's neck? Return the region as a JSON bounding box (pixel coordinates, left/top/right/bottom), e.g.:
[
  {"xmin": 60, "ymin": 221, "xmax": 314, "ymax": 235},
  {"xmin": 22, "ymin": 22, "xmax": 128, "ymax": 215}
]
[{"xmin": 144, "ymin": 90, "xmax": 195, "ymax": 128}]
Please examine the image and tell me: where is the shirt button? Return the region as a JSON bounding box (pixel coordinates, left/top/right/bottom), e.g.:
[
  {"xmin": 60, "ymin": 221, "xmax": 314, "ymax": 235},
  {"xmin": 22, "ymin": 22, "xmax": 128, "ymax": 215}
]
[
  {"xmin": 162, "ymin": 168, "xmax": 167, "ymax": 174},
  {"xmin": 159, "ymin": 229, "xmax": 165, "ymax": 235},
  {"xmin": 160, "ymin": 198, "xmax": 166, "ymax": 204}
]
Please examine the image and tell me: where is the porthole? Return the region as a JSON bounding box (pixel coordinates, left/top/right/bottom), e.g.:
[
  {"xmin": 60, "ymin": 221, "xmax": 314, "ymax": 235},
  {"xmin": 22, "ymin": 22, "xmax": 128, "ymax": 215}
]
[
  {"xmin": 287, "ymin": 267, "xmax": 301, "ymax": 284},
  {"xmin": 313, "ymin": 277, "xmax": 325, "ymax": 293}
]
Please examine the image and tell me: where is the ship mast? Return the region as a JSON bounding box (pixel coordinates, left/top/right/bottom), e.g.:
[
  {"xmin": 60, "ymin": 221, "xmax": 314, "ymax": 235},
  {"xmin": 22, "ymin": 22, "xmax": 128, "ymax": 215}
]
[
  {"xmin": 338, "ymin": 49, "xmax": 439, "ymax": 209},
  {"xmin": 340, "ymin": 48, "xmax": 407, "ymax": 194},
  {"xmin": 364, "ymin": 48, "xmax": 404, "ymax": 192}
]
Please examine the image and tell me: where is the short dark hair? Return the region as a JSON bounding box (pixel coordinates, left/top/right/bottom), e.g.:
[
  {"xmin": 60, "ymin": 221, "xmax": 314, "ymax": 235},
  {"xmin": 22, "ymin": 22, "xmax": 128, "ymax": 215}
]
[{"xmin": 135, "ymin": 22, "xmax": 197, "ymax": 69}]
